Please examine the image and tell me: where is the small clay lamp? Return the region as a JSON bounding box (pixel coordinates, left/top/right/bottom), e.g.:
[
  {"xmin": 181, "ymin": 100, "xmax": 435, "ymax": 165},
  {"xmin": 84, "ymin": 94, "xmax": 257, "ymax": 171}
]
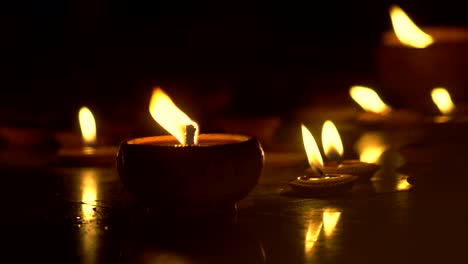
[
  {"xmin": 427, "ymin": 87, "xmax": 468, "ymax": 124},
  {"xmin": 116, "ymin": 88, "xmax": 264, "ymax": 218},
  {"xmin": 320, "ymin": 120, "xmax": 380, "ymax": 181},
  {"xmin": 56, "ymin": 107, "xmax": 118, "ymax": 166},
  {"xmin": 349, "ymin": 85, "xmax": 423, "ymax": 127},
  {"xmin": 288, "ymin": 125, "xmax": 358, "ymax": 195},
  {"xmin": 377, "ymin": 5, "xmax": 468, "ymax": 112}
]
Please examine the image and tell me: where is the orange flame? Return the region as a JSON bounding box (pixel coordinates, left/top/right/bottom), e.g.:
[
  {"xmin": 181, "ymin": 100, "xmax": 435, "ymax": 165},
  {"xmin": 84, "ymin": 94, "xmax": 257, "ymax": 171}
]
[
  {"xmin": 149, "ymin": 88, "xmax": 199, "ymax": 145},
  {"xmin": 431, "ymin": 87, "xmax": 455, "ymax": 115},
  {"xmin": 321, "ymin": 120, "xmax": 343, "ymax": 161},
  {"xmin": 301, "ymin": 124, "xmax": 323, "ymax": 170},
  {"xmin": 389, "ymin": 5, "xmax": 433, "ymax": 48},
  {"xmin": 79, "ymin": 107, "xmax": 97, "ymax": 147}
]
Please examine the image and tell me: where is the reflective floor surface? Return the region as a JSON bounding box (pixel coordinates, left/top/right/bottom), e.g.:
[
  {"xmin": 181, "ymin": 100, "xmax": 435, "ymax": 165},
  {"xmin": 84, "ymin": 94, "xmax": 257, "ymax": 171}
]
[{"xmin": 2, "ymin": 120, "xmax": 468, "ymax": 264}]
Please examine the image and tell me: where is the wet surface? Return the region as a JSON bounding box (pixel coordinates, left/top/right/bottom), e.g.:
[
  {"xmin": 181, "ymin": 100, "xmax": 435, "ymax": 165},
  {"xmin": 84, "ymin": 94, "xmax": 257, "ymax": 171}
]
[{"xmin": 2, "ymin": 121, "xmax": 468, "ymax": 263}]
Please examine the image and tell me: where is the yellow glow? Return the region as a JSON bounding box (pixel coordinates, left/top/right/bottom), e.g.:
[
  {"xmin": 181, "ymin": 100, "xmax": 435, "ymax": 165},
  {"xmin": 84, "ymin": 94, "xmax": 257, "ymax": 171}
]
[
  {"xmin": 149, "ymin": 88, "xmax": 199, "ymax": 145},
  {"xmin": 79, "ymin": 107, "xmax": 97, "ymax": 146},
  {"xmin": 350, "ymin": 86, "xmax": 391, "ymax": 114},
  {"xmin": 431, "ymin": 87, "xmax": 455, "ymax": 115},
  {"xmin": 301, "ymin": 124, "xmax": 323, "ymax": 169},
  {"xmin": 355, "ymin": 132, "xmax": 388, "ymax": 164},
  {"xmin": 321, "ymin": 120, "xmax": 344, "ymax": 161},
  {"xmin": 397, "ymin": 178, "xmax": 412, "ymax": 191},
  {"xmin": 390, "ymin": 5, "xmax": 433, "ymax": 48},
  {"xmin": 322, "ymin": 209, "xmax": 341, "ymax": 238},
  {"xmin": 305, "ymin": 221, "xmax": 323, "ymax": 255},
  {"xmin": 81, "ymin": 169, "xmax": 97, "ymax": 221}
]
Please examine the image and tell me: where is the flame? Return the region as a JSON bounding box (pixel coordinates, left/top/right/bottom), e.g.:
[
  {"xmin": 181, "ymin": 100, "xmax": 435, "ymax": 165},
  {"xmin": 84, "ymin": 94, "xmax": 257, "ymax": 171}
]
[
  {"xmin": 149, "ymin": 88, "xmax": 199, "ymax": 145},
  {"xmin": 355, "ymin": 132, "xmax": 388, "ymax": 164},
  {"xmin": 431, "ymin": 87, "xmax": 455, "ymax": 115},
  {"xmin": 397, "ymin": 178, "xmax": 412, "ymax": 191},
  {"xmin": 350, "ymin": 86, "xmax": 391, "ymax": 114},
  {"xmin": 389, "ymin": 5, "xmax": 433, "ymax": 48},
  {"xmin": 301, "ymin": 124, "xmax": 323, "ymax": 169},
  {"xmin": 79, "ymin": 107, "xmax": 97, "ymax": 146},
  {"xmin": 322, "ymin": 209, "xmax": 341, "ymax": 238},
  {"xmin": 321, "ymin": 120, "xmax": 344, "ymax": 161}
]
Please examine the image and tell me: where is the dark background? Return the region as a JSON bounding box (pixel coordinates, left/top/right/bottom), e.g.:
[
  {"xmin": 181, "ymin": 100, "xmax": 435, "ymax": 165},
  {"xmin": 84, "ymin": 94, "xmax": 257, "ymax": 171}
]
[{"xmin": 1, "ymin": 0, "xmax": 468, "ymax": 131}]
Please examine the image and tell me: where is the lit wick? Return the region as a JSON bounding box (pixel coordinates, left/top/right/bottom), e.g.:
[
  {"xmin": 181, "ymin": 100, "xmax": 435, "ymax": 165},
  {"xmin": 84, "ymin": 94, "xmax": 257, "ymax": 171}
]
[
  {"xmin": 149, "ymin": 87, "xmax": 199, "ymax": 146},
  {"xmin": 184, "ymin": 124, "xmax": 197, "ymax": 146}
]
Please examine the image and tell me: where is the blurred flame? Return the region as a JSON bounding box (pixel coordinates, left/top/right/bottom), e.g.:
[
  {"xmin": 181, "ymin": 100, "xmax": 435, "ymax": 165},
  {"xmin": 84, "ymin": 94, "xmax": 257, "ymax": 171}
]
[
  {"xmin": 322, "ymin": 209, "xmax": 341, "ymax": 238},
  {"xmin": 79, "ymin": 107, "xmax": 97, "ymax": 146},
  {"xmin": 301, "ymin": 124, "xmax": 323, "ymax": 169},
  {"xmin": 149, "ymin": 88, "xmax": 199, "ymax": 145},
  {"xmin": 390, "ymin": 5, "xmax": 433, "ymax": 48},
  {"xmin": 397, "ymin": 178, "xmax": 412, "ymax": 191},
  {"xmin": 355, "ymin": 132, "xmax": 388, "ymax": 164},
  {"xmin": 350, "ymin": 86, "xmax": 391, "ymax": 114},
  {"xmin": 305, "ymin": 220, "xmax": 323, "ymax": 255},
  {"xmin": 321, "ymin": 120, "xmax": 344, "ymax": 161},
  {"xmin": 431, "ymin": 87, "xmax": 455, "ymax": 115}
]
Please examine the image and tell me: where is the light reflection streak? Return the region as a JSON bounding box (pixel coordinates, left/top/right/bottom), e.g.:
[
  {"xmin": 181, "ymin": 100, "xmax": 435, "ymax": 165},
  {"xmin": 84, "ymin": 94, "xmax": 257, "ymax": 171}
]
[
  {"xmin": 80, "ymin": 169, "xmax": 99, "ymax": 264},
  {"xmin": 304, "ymin": 208, "xmax": 342, "ymax": 257}
]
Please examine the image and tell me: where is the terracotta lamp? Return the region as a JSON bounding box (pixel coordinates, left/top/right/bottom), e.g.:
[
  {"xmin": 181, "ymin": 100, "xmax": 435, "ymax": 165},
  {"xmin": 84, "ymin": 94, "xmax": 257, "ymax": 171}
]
[
  {"xmin": 117, "ymin": 88, "xmax": 264, "ymax": 218},
  {"xmin": 376, "ymin": 5, "xmax": 468, "ymax": 112},
  {"xmin": 288, "ymin": 124, "xmax": 358, "ymax": 196}
]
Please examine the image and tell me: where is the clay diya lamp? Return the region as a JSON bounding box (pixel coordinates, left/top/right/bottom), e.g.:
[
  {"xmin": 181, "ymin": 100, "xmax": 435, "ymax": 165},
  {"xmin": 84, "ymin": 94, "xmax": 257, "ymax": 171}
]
[
  {"xmin": 319, "ymin": 120, "xmax": 381, "ymax": 181},
  {"xmin": 377, "ymin": 5, "xmax": 468, "ymax": 112},
  {"xmin": 56, "ymin": 107, "xmax": 118, "ymax": 167},
  {"xmin": 349, "ymin": 85, "xmax": 424, "ymax": 129},
  {"xmin": 117, "ymin": 88, "xmax": 264, "ymax": 218},
  {"xmin": 288, "ymin": 125, "xmax": 358, "ymax": 195}
]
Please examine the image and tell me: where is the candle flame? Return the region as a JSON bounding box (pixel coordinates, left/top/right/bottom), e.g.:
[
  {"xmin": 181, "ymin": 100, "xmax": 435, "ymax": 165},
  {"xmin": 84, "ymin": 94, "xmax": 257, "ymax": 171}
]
[
  {"xmin": 350, "ymin": 86, "xmax": 391, "ymax": 114},
  {"xmin": 79, "ymin": 107, "xmax": 97, "ymax": 146},
  {"xmin": 321, "ymin": 120, "xmax": 343, "ymax": 161},
  {"xmin": 431, "ymin": 87, "xmax": 455, "ymax": 115},
  {"xmin": 149, "ymin": 88, "xmax": 199, "ymax": 145},
  {"xmin": 389, "ymin": 5, "xmax": 433, "ymax": 48},
  {"xmin": 301, "ymin": 124, "xmax": 323, "ymax": 170}
]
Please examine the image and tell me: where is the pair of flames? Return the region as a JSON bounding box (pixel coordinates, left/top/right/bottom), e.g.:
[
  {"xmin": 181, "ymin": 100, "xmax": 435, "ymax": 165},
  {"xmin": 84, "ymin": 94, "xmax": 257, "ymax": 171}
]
[
  {"xmin": 350, "ymin": 86, "xmax": 455, "ymax": 116},
  {"xmin": 301, "ymin": 121, "xmax": 346, "ymax": 171}
]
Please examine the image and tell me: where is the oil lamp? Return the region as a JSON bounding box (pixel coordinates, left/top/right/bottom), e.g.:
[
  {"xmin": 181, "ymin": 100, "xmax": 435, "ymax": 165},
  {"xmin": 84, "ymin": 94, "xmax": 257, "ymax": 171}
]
[
  {"xmin": 116, "ymin": 87, "xmax": 264, "ymax": 217},
  {"xmin": 428, "ymin": 87, "xmax": 468, "ymax": 123},
  {"xmin": 377, "ymin": 5, "xmax": 468, "ymax": 112},
  {"xmin": 56, "ymin": 107, "xmax": 118, "ymax": 166},
  {"xmin": 349, "ymin": 85, "xmax": 422, "ymax": 127},
  {"xmin": 288, "ymin": 124, "xmax": 358, "ymax": 195},
  {"xmin": 320, "ymin": 120, "xmax": 380, "ymax": 180}
]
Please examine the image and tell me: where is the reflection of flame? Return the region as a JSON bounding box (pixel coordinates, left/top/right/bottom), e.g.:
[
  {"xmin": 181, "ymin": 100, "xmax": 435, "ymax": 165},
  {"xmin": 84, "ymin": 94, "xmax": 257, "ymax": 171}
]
[
  {"xmin": 355, "ymin": 132, "xmax": 388, "ymax": 164},
  {"xmin": 322, "ymin": 209, "xmax": 341, "ymax": 238},
  {"xmin": 79, "ymin": 107, "xmax": 97, "ymax": 146},
  {"xmin": 390, "ymin": 5, "xmax": 433, "ymax": 48},
  {"xmin": 149, "ymin": 87, "xmax": 199, "ymax": 145},
  {"xmin": 301, "ymin": 124, "xmax": 323, "ymax": 169},
  {"xmin": 305, "ymin": 221, "xmax": 323, "ymax": 255},
  {"xmin": 431, "ymin": 87, "xmax": 455, "ymax": 115},
  {"xmin": 321, "ymin": 120, "xmax": 344, "ymax": 161},
  {"xmin": 350, "ymin": 86, "xmax": 391, "ymax": 114},
  {"xmin": 81, "ymin": 169, "xmax": 97, "ymax": 221}
]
